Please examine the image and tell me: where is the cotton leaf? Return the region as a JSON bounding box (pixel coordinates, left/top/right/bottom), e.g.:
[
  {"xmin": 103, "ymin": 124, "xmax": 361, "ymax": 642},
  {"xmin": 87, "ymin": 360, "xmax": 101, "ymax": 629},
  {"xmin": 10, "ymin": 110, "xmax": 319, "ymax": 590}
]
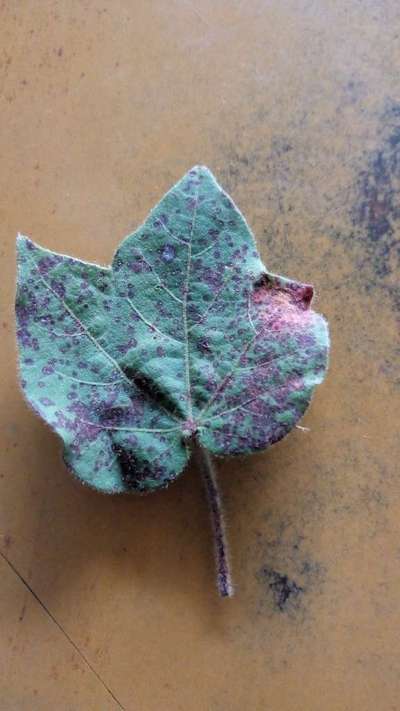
[{"xmin": 15, "ymin": 166, "xmax": 329, "ymax": 495}]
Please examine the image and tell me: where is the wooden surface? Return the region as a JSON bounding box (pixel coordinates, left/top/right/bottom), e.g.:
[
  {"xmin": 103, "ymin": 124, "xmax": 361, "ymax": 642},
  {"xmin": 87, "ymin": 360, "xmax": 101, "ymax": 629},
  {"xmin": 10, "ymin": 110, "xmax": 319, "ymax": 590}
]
[{"xmin": 1, "ymin": 2, "xmax": 399, "ymax": 709}]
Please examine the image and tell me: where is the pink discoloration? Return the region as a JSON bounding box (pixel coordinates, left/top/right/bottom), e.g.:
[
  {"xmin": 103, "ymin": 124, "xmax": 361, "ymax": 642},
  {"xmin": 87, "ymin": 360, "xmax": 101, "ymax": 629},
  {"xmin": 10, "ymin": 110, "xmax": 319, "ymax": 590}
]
[
  {"xmin": 288, "ymin": 376, "xmax": 304, "ymax": 391},
  {"xmin": 253, "ymin": 274, "xmax": 314, "ymax": 309},
  {"xmin": 253, "ymin": 285, "xmax": 314, "ymax": 332},
  {"xmin": 288, "ymin": 282, "xmax": 314, "ymax": 309}
]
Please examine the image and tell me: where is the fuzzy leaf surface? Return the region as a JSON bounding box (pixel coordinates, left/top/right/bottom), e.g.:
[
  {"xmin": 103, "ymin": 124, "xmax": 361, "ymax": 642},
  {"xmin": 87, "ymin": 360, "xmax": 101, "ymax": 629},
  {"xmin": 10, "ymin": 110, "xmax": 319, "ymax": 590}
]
[{"xmin": 16, "ymin": 166, "xmax": 329, "ymax": 493}]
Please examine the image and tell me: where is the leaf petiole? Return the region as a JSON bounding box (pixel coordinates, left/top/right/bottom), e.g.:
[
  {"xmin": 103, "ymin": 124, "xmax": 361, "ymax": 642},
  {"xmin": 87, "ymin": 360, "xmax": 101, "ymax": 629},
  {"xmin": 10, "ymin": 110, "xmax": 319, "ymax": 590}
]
[{"xmin": 192, "ymin": 441, "xmax": 234, "ymax": 598}]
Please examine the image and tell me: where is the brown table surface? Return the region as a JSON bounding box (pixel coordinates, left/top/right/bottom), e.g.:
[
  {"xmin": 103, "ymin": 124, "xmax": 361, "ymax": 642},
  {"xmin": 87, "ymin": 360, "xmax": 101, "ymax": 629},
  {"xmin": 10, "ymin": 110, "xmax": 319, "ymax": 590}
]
[{"xmin": 1, "ymin": 2, "xmax": 399, "ymax": 710}]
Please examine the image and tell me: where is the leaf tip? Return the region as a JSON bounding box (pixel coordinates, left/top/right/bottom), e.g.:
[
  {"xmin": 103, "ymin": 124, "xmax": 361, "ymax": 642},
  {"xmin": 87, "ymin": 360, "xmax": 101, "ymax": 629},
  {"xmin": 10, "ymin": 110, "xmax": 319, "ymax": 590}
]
[
  {"xmin": 188, "ymin": 164, "xmax": 213, "ymax": 178},
  {"xmin": 296, "ymin": 282, "xmax": 314, "ymax": 309},
  {"xmin": 280, "ymin": 278, "xmax": 315, "ymax": 310},
  {"xmin": 16, "ymin": 233, "xmax": 34, "ymax": 254}
]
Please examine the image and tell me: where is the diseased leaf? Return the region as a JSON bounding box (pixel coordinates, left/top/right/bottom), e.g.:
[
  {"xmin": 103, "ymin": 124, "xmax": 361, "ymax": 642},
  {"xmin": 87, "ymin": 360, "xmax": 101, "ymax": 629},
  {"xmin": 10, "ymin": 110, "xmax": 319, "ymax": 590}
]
[{"xmin": 15, "ymin": 166, "xmax": 329, "ymax": 496}]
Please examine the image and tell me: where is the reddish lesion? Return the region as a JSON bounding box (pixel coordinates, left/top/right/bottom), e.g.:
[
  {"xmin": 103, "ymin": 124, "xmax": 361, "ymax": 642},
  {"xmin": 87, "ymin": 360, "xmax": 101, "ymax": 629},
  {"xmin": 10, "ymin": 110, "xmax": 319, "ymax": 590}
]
[
  {"xmin": 288, "ymin": 282, "xmax": 314, "ymax": 309},
  {"xmin": 253, "ymin": 273, "xmax": 314, "ymax": 311}
]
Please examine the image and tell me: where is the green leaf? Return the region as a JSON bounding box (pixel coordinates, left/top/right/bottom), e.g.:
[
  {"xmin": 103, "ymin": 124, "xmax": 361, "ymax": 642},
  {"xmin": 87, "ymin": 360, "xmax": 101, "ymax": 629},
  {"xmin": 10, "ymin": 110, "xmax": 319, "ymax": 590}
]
[{"xmin": 15, "ymin": 166, "xmax": 329, "ymax": 494}]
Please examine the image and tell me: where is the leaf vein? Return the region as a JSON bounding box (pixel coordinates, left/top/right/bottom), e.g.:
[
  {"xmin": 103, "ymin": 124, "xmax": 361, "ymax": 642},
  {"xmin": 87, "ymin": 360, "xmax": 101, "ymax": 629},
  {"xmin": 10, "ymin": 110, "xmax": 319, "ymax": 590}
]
[
  {"xmin": 125, "ymin": 297, "xmax": 183, "ymax": 345},
  {"xmin": 135, "ymin": 248, "xmax": 183, "ymax": 304},
  {"xmin": 182, "ymin": 175, "xmax": 200, "ymax": 419},
  {"xmin": 53, "ymin": 370, "xmax": 125, "ymax": 387},
  {"xmin": 78, "ymin": 418, "xmax": 181, "ymax": 434},
  {"xmin": 157, "ymin": 220, "xmax": 188, "ymax": 246},
  {"xmin": 26, "ymin": 255, "xmax": 133, "ymax": 386}
]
